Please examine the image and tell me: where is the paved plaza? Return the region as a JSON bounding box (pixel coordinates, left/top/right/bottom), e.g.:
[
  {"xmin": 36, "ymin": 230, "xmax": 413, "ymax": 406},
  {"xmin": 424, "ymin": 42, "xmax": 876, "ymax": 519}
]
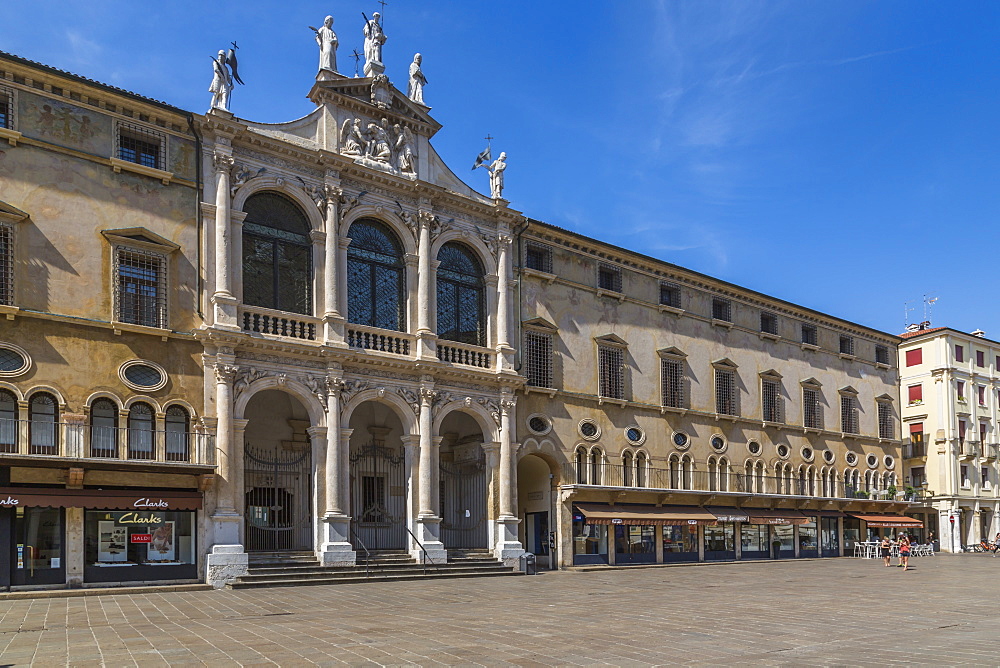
[{"xmin": 0, "ymin": 555, "xmax": 995, "ymax": 667}]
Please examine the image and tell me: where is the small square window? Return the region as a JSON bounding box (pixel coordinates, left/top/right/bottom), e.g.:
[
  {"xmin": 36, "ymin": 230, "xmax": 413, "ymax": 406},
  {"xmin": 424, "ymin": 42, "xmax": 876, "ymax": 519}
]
[
  {"xmin": 659, "ymin": 283, "xmax": 681, "ymax": 309},
  {"xmin": 597, "ymin": 263, "xmax": 621, "ymax": 293},
  {"xmin": 906, "ymin": 348, "xmax": 922, "ymax": 367},
  {"xmin": 839, "ymin": 335, "xmax": 854, "ymax": 356},
  {"xmin": 712, "ymin": 298, "xmax": 731, "ymax": 322},
  {"xmin": 875, "ymin": 345, "xmax": 890, "ymax": 365},
  {"xmin": 760, "ymin": 312, "xmax": 778, "ymax": 335},
  {"xmin": 801, "ymin": 324, "xmax": 817, "ymax": 346},
  {"xmin": 116, "ymin": 122, "xmax": 164, "ymax": 171},
  {"xmin": 524, "ymin": 242, "xmax": 552, "ymax": 273},
  {"xmin": 976, "ymin": 350, "xmax": 985, "ymax": 367}
]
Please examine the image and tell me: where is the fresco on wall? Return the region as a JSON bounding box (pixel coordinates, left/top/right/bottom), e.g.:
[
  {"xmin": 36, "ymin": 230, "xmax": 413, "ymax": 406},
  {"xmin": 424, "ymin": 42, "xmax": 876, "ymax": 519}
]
[
  {"xmin": 169, "ymin": 138, "xmax": 196, "ymax": 181},
  {"xmin": 18, "ymin": 92, "xmax": 111, "ymax": 156}
]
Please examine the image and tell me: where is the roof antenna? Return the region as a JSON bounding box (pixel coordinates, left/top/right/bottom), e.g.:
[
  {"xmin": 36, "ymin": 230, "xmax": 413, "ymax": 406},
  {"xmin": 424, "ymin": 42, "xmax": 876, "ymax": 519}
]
[{"xmin": 923, "ymin": 294, "xmax": 937, "ymax": 327}]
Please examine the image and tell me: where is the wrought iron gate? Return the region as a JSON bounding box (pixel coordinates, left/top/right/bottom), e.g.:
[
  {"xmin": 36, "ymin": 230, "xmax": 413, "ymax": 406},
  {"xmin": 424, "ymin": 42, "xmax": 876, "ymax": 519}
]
[
  {"xmin": 244, "ymin": 445, "xmax": 312, "ymax": 552},
  {"xmin": 440, "ymin": 445, "xmax": 488, "ymax": 549},
  {"xmin": 349, "ymin": 441, "xmax": 407, "ymax": 550}
]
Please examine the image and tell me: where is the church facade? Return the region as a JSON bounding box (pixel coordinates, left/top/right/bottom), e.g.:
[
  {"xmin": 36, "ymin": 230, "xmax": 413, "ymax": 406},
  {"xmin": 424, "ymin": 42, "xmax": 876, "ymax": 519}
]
[{"xmin": 0, "ymin": 14, "xmax": 916, "ymax": 591}]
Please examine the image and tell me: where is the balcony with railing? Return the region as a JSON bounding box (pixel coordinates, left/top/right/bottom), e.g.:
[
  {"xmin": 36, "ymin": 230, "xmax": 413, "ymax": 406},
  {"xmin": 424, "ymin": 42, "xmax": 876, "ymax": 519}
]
[
  {"xmin": 437, "ymin": 340, "xmax": 493, "ymax": 369},
  {"xmin": 346, "ymin": 323, "xmax": 413, "ymax": 356},
  {"xmin": 0, "ymin": 418, "xmax": 215, "ymax": 468},
  {"xmin": 903, "ymin": 442, "xmax": 926, "ymax": 459},
  {"xmin": 240, "ymin": 305, "xmax": 319, "ymax": 341}
]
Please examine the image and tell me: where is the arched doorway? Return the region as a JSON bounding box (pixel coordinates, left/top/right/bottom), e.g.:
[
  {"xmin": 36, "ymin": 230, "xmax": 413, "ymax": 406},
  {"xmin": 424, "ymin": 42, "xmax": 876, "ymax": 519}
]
[
  {"xmin": 517, "ymin": 453, "xmax": 555, "ymax": 567},
  {"xmin": 439, "ymin": 411, "xmax": 489, "ymax": 550},
  {"xmin": 348, "ymin": 401, "xmax": 408, "ymax": 551},
  {"xmin": 243, "ymin": 390, "xmax": 313, "ymax": 552}
]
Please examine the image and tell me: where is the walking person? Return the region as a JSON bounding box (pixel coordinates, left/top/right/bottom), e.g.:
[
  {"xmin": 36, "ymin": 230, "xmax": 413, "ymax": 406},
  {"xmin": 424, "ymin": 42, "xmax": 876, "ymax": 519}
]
[
  {"xmin": 898, "ymin": 534, "xmax": 911, "ymax": 570},
  {"xmin": 993, "ymin": 532, "xmax": 1000, "ymax": 557},
  {"xmin": 881, "ymin": 535, "xmax": 892, "ymax": 567}
]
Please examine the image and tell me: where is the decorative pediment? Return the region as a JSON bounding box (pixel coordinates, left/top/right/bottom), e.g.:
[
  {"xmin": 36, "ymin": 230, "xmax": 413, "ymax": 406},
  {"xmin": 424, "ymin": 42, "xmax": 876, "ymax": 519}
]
[
  {"xmin": 759, "ymin": 368, "xmax": 782, "ymax": 379},
  {"xmin": 711, "ymin": 357, "xmax": 738, "ymax": 370},
  {"xmin": 876, "ymin": 393, "xmax": 895, "ymax": 402},
  {"xmin": 595, "ymin": 333, "xmax": 628, "ymax": 347},
  {"xmin": 308, "ymin": 77, "xmax": 441, "ymax": 134},
  {"xmin": 800, "ymin": 377, "xmax": 822, "ymax": 388},
  {"xmin": 839, "ymin": 385, "xmax": 859, "ymax": 396},
  {"xmin": 101, "ymin": 228, "xmax": 180, "ymax": 254},
  {"xmin": 523, "ymin": 317, "xmax": 558, "ymax": 332},
  {"xmin": 656, "ymin": 346, "xmax": 687, "ymax": 359},
  {"xmin": 0, "ymin": 200, "xmax": 29, "ymax": 224}
]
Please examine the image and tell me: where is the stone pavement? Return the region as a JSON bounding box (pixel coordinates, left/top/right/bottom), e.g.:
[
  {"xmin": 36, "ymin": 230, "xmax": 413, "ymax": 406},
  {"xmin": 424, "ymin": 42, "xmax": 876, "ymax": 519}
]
[{"xmin": 0, "ymin": 554, "xmax": 996, "ymax": 667}]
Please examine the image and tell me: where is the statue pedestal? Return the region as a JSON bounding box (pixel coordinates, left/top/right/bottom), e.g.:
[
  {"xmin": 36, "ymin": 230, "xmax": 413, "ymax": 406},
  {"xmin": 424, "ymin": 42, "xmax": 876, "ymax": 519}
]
[
  {"xmin": 363, "ymin": 60, "xmax": 385, "ymax": 78},
  {"xmin": 316, "ymin": 70, "xmax": 346, "ymax": 82},
  {"xmin": 319, "ymin": 513, "xmax": 356, "ymax": 566}
]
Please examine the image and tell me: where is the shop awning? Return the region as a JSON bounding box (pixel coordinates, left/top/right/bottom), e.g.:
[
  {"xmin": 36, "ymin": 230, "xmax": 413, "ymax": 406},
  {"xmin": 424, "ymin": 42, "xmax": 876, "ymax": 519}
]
[
  {"xmin": 707, "ymin": 507, "xmax": 750, "ymax": 523},
  {"xmin": 808, "ymin": 510, "xmax": 847, "ymax": 518},
  {"xmin": 745, "ymin": 509, "xmax": 809, "ymax": 525},
  {"xmin": 575, "ymin": 504, "xmax": 717, "ymax": 526},
  {"xmin": 849, "ymin": 514, "xmax": 924, "ymax": 528},
  {"xmin": 0, "ymin": 487, "xmax": 203, "ymax": 511}
]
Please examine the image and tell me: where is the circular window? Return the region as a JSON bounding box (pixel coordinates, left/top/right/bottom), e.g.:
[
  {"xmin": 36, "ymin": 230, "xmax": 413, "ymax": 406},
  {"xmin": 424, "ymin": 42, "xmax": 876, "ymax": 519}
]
[
  {"xmin": 710, "ymin": 435, "xmax": 727, "ymax": 452},
  {"xmin": 527, "ymin": 414, "xmax": 551, "ymax": 436},
  {"xmin": 747, "ymin": 440, "xmax": 762, "ymax": 455},
  {"xmin": 119, "ymin": 360, "xmax": 168, "ymax": 392},
  {"xmin": 776, "ymin": 444, "xmax": 789, "ymax": 459},
  {"xmin": 884, "ymin": 455, "xmax": 895, "ymax": 469},
  {"xmin": 846, "ymin": 452, "xmax": 858, "ymax": 466},
  {"xmin": 579, "ymin": 419, "xmax": 600, "ymax": 441},
  {"xmin": 866, "ymin": 454, "xmax": 879, "ymax": 469},
  {"xmin": 672, "ymin": 431, "xmax": 690, "ymax": 449},
  {"xmin": 0, "ymin": 343, "xmax": 30, "ymax": 378},
  {"xmin": 801, "ymin": 446, "xmax": 814, "ymax": 462},
  {"xmin": 823, "ymin": 449, "xmax": 835, "ymax": 464},
  {"xmin": 625, "ymin": 427, "xmax": 645, "ymax": 445}
]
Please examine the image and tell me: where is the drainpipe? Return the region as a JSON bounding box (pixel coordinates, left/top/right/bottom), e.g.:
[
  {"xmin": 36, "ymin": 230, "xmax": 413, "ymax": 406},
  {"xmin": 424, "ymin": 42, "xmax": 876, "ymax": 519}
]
[{"xmin": 187, "ymin": 113, "xmax": 205, "ymax": 319}]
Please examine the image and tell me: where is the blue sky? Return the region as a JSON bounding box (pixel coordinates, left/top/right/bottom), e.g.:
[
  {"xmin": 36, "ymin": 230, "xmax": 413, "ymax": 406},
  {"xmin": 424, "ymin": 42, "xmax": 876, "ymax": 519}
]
[{"xmin": 4, "ymin": 1, "xmax": 999, "ymax": 337}]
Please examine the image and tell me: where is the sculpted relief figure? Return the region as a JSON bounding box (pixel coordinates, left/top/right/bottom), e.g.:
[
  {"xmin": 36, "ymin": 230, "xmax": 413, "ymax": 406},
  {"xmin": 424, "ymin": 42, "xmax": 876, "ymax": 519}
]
[
  {"xmin": 395, "ymin": 124, "xmax": 416, "ymax": 174},
  {"xmin": 313, "ymin": 15, "xmax": 338, "ymax": 77},
  {"xmin": 489, "ymin": 152, "xmax": 507, "ymax": 199},
  {"xmin": 408, "ymin": 53, "xmax": 427, "ymax": 105},
  {"xmin": 340, "ymin": 118, "xmax": 367, "ymax": 156},
  {"xmin": 366, "ymin": 120, "xmax": 392, "ymax": 163},
  {"xmin": 362, "ymin": 12, "xmax": 386, "ymax": 76}
]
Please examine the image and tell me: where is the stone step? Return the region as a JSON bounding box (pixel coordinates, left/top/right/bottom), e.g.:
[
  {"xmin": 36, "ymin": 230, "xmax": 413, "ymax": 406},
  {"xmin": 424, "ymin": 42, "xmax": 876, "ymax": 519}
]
[
  {"xmin": 238, "ymin": 564, "xmax": 515, "ymax": 582},
  {"xmin": 228, "ymin": 569, "xmax": 521, "ymax": 590},
  {"xmin": 245, "ymin": 561, "xmax": 509, "ymax": 574}
]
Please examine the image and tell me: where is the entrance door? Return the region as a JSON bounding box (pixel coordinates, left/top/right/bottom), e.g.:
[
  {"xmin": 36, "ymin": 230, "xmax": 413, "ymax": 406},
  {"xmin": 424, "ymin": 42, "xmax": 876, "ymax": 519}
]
[
  {"xmin": 9, "ymin": 507, "xmax": 64, "ymax": 586},
  {"xmin": 244, "ymin": 445, "xmax": 312, "ymax": 552},
  {"xmin": 525, "ymin": 511, "xmax": 549, "ymax": 564},
  {"xmin": 350, "ymin": 441, "xmax": 407, "ymax": 550},
  {"xmin": 440, "ymin": 443, "xmax": 488, "ymax": 549}
]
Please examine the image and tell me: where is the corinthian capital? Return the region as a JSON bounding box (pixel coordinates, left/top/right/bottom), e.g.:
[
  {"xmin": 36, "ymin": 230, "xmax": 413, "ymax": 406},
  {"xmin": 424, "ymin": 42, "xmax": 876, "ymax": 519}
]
[
  {"xmin": 500, "ymin": 397, "xmax": 517, "ymax": 413},
  {"xmin": 215, "ymin": 363, "xmax": 239, "ymax": 384},
  {"xmin": 213, "ymin": 151, "xmax": 235, "ymax": 174}
]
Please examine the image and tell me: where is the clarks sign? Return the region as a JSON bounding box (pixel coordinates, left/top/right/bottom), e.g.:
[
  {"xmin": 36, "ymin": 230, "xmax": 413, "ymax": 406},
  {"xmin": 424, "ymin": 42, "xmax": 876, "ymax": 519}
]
[
  {"xmin": 133, "ymin": 498, "xmax": 170, "ymax": 509},
  {"xmin": 0, "ymin": 495, "xmax": 19, "ymax": 507},
  {"xmin": 0, "ymin": 488, "xmax": 203, "ymax": 511}
]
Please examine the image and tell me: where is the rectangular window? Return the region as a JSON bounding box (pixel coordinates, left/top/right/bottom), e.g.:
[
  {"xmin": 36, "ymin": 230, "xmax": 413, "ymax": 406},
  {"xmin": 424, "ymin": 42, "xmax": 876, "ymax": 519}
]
[
  {"xmin": 910, "ymin": 465, "xmax": 925, "ymax": 487},
  {"xmin": 801, "ymin": 324, "xmax": 817, "ymax": 346},
  {"xmin": 598, "ymin": 345, "xmax": 624, "ymax": 400},
  {"xmin": 979, "ymin": 385, "xmax": 987, "ymax": 406},
  {"xmin": 908, "ymin": 384, "xmax": 922, "ymax": 403},
  {"xmin": 803, "ymin": 388, "xmax": 822, "ymax": 429},
  {"xmin": 840, "ymin": 395, "xmax": 858, "ymax": 434},
  {"xmin": 982, "ymin": 466, "xmax": 990, "ymax": 487},
  {"xmin": 524, "ymin": 242, "xmax": 552, "ymax": 273},
  {"xmin": 957, "ymin": 381, "xmax": 966, "ymax": 401},
  {"xmin": 117, "ymin": 122, "xmax": 164, "ymax": 170},
  {"xmin": 905, "ymin": 348, "xmax": 922, "ymax": 367},
  {"xmin": 115, "ymin": 247, "xmax": 166, "ymax": 328},
  {"xmin": 661, "ymin": 358, "xmax": 684, "ymax": 408},
  {"xmin": 597, "ymin": 263, "xmax": 622, "ymax": 293},
  {"xmin": 908, "ymin": 422, "xmax": 924, "ymax": 458},
  {"xmin": 996, "ymin": 355, "xmax": 999, "ymax": 369},
  {"xmin": 877, "ymin": 402, "xmax": 893, "ymax": 439},
  {"xmin": 980, "ymin": 422, "xmax": 988, "ymax": 444},
  {"xmin": 839, "ymin": 335, "xmax": 854, "ymax": 356},
  {"xmin": 977, "ymin": 350, "xmax": 985, "ymax": 367},
  {"xmin": 524, "ymin": 331, "xmax": 553, "ymax": 388},
  {"xmin": 959, "ymin": 419, "xmax": 967, "ymax": 443},
  {"xmin": 659, "ymin": 282, "xmax": 681, "ymax": 309},
  {"xmin": 762, "ymin": 379, "xmax": 782, "ymax": 423},
  {"xmin": 0, "ymin": 223, "xmax": 12, "ymax": 306},
  {"xmin": 760, "ymin": 312, "xmax": 778, "ymax": 335},
  {"xmin": 955, "ymin": 345, "xmax": 964, "ymax": 363},
  {"xmin": 715, "ymin": 368, "xmax": 738, "ymax": 416},
  {"xmin": 0, "ymin": 87, "xmax": 11, "ymax": 130},
  {"xmin": 875, "ymin": 345, "xmax": 890, "ymax": 365},
  {"xmin": 960, "ymin": 465, "xmax": 969, "ymax": 487},
  {"xmin": 712, "ymin": 298, "xmax": 732, "ymax": 322}
]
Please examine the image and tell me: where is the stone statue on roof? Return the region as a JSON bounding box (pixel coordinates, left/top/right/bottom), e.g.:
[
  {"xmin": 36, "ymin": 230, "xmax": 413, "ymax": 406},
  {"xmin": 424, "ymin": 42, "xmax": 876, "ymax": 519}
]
[
  {"xmin": 363, "ymin": 12, "xmax": 386, "ymax": 77},
  {"xmin": 313, "ymin": 16, "xmax": 339, "ymax": 79},
  {"xmin": 408, "ymin": 53, "xmax": 427, "ymax": 105},
  {"xmin": 489, "ymin": 152, "xmax": 507, "ymax": 199}
]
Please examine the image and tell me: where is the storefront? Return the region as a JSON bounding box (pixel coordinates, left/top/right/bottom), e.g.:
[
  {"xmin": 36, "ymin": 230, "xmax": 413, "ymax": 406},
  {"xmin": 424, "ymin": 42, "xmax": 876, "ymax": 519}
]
[
  {"xmin": 705, "ymin": 509, "xmax": 746, "ymax": 561},
  {"xmin": 573, "ymin": 504, "xmax": 716, "ymax": 566},
  {"xmin": 815, "ymin": 510, "xmax": 844, "ymax": 557},
  {"xmin": 798, "ymin": 517, "xmax": 819, "ymax": 558},
  {"xmin": 0, "ymin": 487, "xmax": 202, "ymax": 589},
  {"xmin": 850, "ymin": 513, "xmax": 924, "ymax": 542},
  {"xmin": 662, "ymin": 524, "xmax": 699, "ymax": 562}
]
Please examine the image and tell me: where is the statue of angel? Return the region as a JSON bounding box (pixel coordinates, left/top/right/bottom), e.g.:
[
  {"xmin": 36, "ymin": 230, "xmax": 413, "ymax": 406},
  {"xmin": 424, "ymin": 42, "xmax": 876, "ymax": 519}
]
[
  {"xmin": 209, "ymin": 45, "xmax": 244, "ymax": 112},
  {"xmin": 395, "ymin": 124, "xmax": 415, "ymax": 174},
  {"xmin": 340, "ymin": 118, "xmax": 366, "ymax": 156}
]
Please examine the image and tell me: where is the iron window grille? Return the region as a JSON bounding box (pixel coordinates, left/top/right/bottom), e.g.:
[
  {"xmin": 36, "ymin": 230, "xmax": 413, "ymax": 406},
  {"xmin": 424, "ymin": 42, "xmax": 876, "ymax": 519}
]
[
  {"xmin": 524, "ymin": 331, "xmax": 553, "ymax": 388},
  {"xmin": 524, "ymin": 242, "xmax": 553, "ymax": 273},
  {"xmin": 346, "ymin": 219, "xmax": 405, "ymax": 331},
  {"xmin": 877, "ymin": 401, "xmax": 894, "ymax": 439},
  {"xmin": 762, "ymin": 379, "xmax": 782, "ymax": 423},
  {"xmin": 597, "ymin": 263, "xmax": 621, "ymax": 292},
  {"xmin": 839, "ymin": 335, "xmax": 855, "ymax": 356},
  {"xmin": 714, "ymin": 368, "xmax": 738, "ymax": 416},
  {"xmin": 115, "ymin": 246, "xmax": 167, "ymax": 328},
  {"xmin": 436, "ymin": 242, "xmax": 485, "ymax": 346},
  {"xmin": 0, "ymin": 87, "xmax": 12, "ymax": 130},
  {"xmin": 841, "ymin": 395, "xmax": 859, "ymax": 434},
  {"xmin": 242, "ymin": 193, "xmax": 313, "ymax": 316},
  {"xmin": 659, "ymin": 282, "xmax": 681, "ymax": 308},
  {"xmin": 0, "ymin": 223, "xmax": 12, "ymax": 306},
  {"xmin": 661, "ymin": 358, "xmax": 684, "ymax": 408},
  {"xmin": 760, "ymin": 312, "xmax": 778, "ymax": 335},
  {"xmin": 712, "ymin": 298, "xmax": 732, "ymax": 322},
  {"xmin": 803, "ymin": 388, "xmax": 823, "ymax": 429},
  {"xmin": 801, "ymin": 324, "xmax": 818, "ymax": 346},
  {"xmin": 116, "ymin": 121, "xmax": 165, "ymax": 170},
  {"xmin": 875, "ymin": 345, "xmax": 890, "ymax": 365},
  {"xmin": 598, "ymin": 345, "xmax": 624, "ymax": 400}
]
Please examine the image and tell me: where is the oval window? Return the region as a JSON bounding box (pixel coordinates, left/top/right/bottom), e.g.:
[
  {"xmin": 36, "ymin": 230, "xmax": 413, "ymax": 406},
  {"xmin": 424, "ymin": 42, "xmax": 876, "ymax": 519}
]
[
  {"xmin": 579, "ymin": 420, "xmax": 599, "ymax": 439},
  {"xmin": 123, "ymin": 364, "xmax": 163, "ymax": 388},
  {"xmin": 747, "ymin": 440, "xmax": 762, "ymax": 455},
  {"xmin": 711, "ymin": 435, "xmax": 726, "ymax": 451},
  {"xmin": 673, "ymin": 432, "xmax": 689, "ymax": 448},
  {"xmin": 528, "ymin": 415, "xmax": 550, "ymax": 435},
  {"xmin": 626, "ymin": 427, "xmax": 644, "ymax": 444},
  {"xmin": 777, "ymin": 444, "xmax": 789, "ymax": 458},
  {"xmin": 0, "ymin": 348, "xmax": 26, "ymax": 374}
]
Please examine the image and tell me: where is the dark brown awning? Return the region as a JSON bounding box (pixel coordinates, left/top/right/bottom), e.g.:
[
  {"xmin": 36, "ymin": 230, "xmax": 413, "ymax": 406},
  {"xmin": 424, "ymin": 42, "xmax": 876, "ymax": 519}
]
[
  {"xmin": 0, "ymin": 487, "xmax": 202, "ymax": 511},
  {"xmin": 746, "ymin": 509, "xmax": 809, "ymax": 525},
  {"xmin": 576, "ymin": 504, "xmax": 717, "ymax": 526},
  {"xmin": 707, "ymin": 507, "xmax": 750, "ymax": 523},
  {"xmin": 849, "ymin": 514, "xmax": 924, "ymax": 528}
]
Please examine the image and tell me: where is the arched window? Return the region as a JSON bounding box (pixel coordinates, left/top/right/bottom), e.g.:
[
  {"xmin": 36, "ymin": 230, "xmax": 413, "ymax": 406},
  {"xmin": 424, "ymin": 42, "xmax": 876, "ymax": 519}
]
[
  {"xmin": 707, "ymin": 456, "xmax": 718, "ymax": 491},
  {"xmin": 242, "ymin": 192, "xmax": 312, "ymax": 315},
  {"xmin": 90, "ymin": 398, "xmax": 118, "ymax": 458},
  {"xmin": 622, "ymin": 450, "xmax": 633, "ymax": 487},
  {"xmin": 436, "ymin": 242, "xmax": 485, "ymax": 346},
  {"xmin": 346, "ymin": 219, "xmax": 405, "ymax": 331},
  {"xmin": 127, "ymin": 402, "xmax": 155, "ymax": 460},
  {"xmin": 718, "ymin": 457, "xmax": 729, "ymax": 492},
  {"xmin": 669, "ymin": 455, "xmax": 680, "ymax": 489},
  {"xmin": 165, "ymin": 405, "xmax": 191, "ymax": 462},
  {"xmin": 636, "ymin": 451, "xmax": 648, "ymax": 488},
  {"xmin": 798, "ymin": 466, "xmax": 807, "ymax": 496},
  {"xmin": 0, "ymin": 389, "xmax": 16, "ymax": 453},
  {"xmin": 590, "ymin": 448, "xmax": 603, "ymax": 485},
  {"xmin": 28, "ymin": 393, "xmax": 58, "ymax": 455},
  {"xmin": 755, "ymin": 461, "xmax": 765, "ymax": 494},
  {"xmin": 575, "ymin": 446, "xmax": 587, "ymax": 484},
  {"xmin": 775, "ymin": 464, "xmax": 785, "ymax": 495}
]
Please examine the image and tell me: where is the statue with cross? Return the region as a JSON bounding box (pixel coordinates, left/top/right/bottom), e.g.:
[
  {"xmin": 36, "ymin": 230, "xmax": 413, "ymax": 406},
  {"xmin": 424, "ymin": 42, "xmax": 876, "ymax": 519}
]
[{"xmin": 362, "ymin": 7, "xmax": 387, "ymax": 77}]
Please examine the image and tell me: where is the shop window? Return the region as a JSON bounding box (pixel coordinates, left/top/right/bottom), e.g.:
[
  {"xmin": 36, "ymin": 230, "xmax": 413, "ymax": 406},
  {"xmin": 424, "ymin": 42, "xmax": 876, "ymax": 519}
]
[
  {"xmin": 740, "ymin": 524, "xmax": 770, "ymax": 558},
  {"xmin": 614, "ymin": 525, "xmax": 656, "ymax": 564},
  {"xmin": 704, "ymin": 523, "xmax": 735, "ymax": 559},
  {"xmin": 164, "ymin": 406, "xmax": 191, "ymax": 462},
  {"xmin": 127, "ymin": 402, "xmax": 155, "ymax": 460},
  {"xmin": 662, "ymin": 525, "xmax": 698, "ymax": 561},
  {"xmin": 90, "ymin": 398, "xmax": 119, "ymax": 458},
  {"xmin": 84, "ymin": 509, "xmax": 196, "ymax": 582},
  {"xmin": 0, "ymin": 388, "xmax": 16, "ymax": 453},
  {"xmin": 799, "ymin": 519, "xmax": 819, "ymax": 555},
  {"xmin": 572, "ymin": 515, "xmax": 608, "ymax": 565},
  {"xmin": 11, "ymin": 507, "xmax": 64, "ymax": 586},
  {"xmin": 28, "ymin": 392, "xmax": 58, "ymax": 455}
]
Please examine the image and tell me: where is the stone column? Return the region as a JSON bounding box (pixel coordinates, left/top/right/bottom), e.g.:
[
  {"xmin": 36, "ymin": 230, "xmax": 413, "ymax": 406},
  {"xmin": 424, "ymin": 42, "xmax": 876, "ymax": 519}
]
[
  {"xmin": 416, "ymin": 210, "xmax": 437, "ymax": 360},
  {"xmin": 320, "ymin": 373, "xmax": 354, "ymax": 565},
  {"xmin": 322, "ymin": 182, "xmax": 346, "ymax": 344},
  {"xmin": 414, "ymin": 380, "xmax": 446, "ymax": 561},
  {"xmin": 310, "ymin": 229, "xmax": 326, "ymax": 318},
  {"xmin": 494, "ymin": 392, "xmax": 524, "ymax": 565},
  {"xmin": 205, "ymin": 357, "xmax": 247, "ymax": 587},
  {"xmin": 495, "ymin": 234, "xmax": 515, "ymax": 371},
  {"xmin": 211, "ymin": 149, "xmax": 239, "ymax": 329},
  {"xmin": 402, "ymin": 435, "xmax": 419, "ymax": 547}
]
